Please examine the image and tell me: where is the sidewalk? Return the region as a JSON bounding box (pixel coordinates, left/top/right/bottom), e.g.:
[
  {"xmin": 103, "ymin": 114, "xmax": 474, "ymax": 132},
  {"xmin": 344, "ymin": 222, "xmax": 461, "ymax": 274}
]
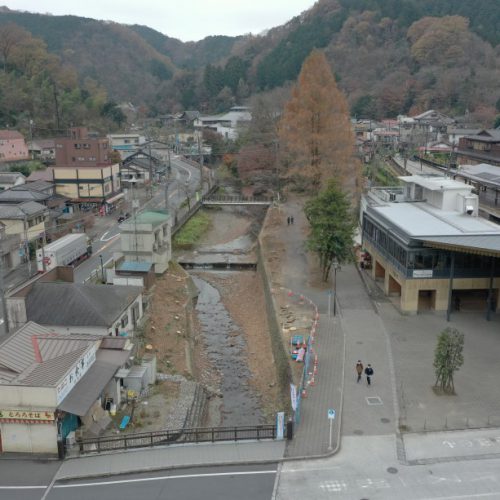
[
  {"xmin": 273, "ymin": 197, "xmax": 399, "ymax": 458},
  {"xmin": 56, "ymin": 441, "xmax": 286, "ymax": 481}
]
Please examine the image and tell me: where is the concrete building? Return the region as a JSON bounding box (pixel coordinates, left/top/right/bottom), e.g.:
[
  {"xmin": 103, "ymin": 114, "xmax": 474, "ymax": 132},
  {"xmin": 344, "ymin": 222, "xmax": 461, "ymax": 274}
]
[
  {"xmin": 361, "ymin": 174, "xmax": 500, "ymax": 314},
  {"xmin": 52, "ymin": 128, "xmax": 124, "ymax": 212},
  {"xmin": 193, "ymin": 106, "xmax": 251, "ymax": 140},
  {"xmin": 0, "ymin": 130, "xmax": 29, "ymax": 162},
  {"xmin": 55, "ymin": 127, "xmax": 111, "ymax": 168},
  {"xmin": 0, "ymin": 321, "xmax": 133, "ymax": 454},
  {"xmin": 52, "ymin": 163, "xmax": 122, "ymax": 212},
  {"xmin": 119, "ymin": 210, "xmax": 171, "ymax": 274},
  {"xmin": 107, "ymin": 133, "xmax": 144, "ymax": 152},
  {"xmin": 29, "ymin": 139, "xmax": 56, "ymax": 162}
]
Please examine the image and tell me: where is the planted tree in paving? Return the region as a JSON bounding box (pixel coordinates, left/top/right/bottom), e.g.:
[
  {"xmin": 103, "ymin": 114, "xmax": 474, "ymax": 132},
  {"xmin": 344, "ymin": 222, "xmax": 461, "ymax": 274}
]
[
  {"xmin": 433, "ymin": 327, "xmax": 464, "ymax": 394},
  {"xmin": 304, "ymin": 180, "xmax": 356, "ymax": 281}
]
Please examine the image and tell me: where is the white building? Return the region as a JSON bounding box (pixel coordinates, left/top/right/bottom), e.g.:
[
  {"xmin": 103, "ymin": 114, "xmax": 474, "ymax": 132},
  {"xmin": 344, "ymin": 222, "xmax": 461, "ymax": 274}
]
[
  {"xmin": 193, "ymin": 106, "xmax": 252, "ymax": 140},
  {"xmin": 107, "ymin": 133, "xmax": 145, "ymax": 152},
  {"xmin": 120, "ymin": 210, "xmax": 171, "ymax": 274}
]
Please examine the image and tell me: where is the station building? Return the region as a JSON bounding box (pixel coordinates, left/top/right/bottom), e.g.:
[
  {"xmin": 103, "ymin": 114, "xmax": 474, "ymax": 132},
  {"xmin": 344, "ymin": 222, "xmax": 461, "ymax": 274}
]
[{"xmin": 361, "ymin": 174, "xmax": 500, "ymax": 314}]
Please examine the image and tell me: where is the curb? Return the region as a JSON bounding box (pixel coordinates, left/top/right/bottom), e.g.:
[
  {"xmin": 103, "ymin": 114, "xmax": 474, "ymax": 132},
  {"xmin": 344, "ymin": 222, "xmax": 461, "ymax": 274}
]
[{"xmin": 55, "ymin": 456, "xmax": 283, "ymax": 483}]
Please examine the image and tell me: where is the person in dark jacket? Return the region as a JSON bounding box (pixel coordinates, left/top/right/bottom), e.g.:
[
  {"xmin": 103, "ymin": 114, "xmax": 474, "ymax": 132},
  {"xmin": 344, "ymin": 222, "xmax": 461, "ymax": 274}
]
[
  {"xmin": 355, "ymin": 360, "xmax": 364, "ymax": 383},
  {"xmin": 365, "ymin": 364, "xmax": 374, "ymax": 386}
]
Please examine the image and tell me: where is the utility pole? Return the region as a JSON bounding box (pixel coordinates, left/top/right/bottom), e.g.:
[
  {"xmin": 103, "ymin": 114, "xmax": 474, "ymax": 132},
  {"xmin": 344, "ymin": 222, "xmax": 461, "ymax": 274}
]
[
  {"xmin": 197, "ymin": 134, "xmax": 204, "ymax": 194},
  {"xmin": 100, "ymin": 254, "xmax": 105, "ymax": 283},
  {"xmin": 52, "ymin": 82, "xmax": 61, "ymax": 130},
  {"xmin": 164, "ymin": 154, "xmax": 171, "ymax": 212},
  {"xmin": 23, "ymin": 215, "xmax": 31, "ymax": 277},
  {"xmin": 0, "ymin": 256, "xmax": 8, "ymax": 336},
  {"xmin": 130, "ymin": 178, "xmax": 139, "ymax": 262},
  {"xmin": 29, "ymin": 119, "xmax": 34, "ymax": 160},
  {"xmin": 148, "ymin": 140, "xmax": 153, "ymax": 199}
]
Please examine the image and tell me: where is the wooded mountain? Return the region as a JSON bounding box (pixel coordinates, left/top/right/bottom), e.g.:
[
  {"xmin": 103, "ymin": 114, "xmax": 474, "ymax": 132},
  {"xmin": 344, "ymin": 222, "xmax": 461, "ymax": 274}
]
[{"xmin": 1, "ymin": 0, "xmax": 500, "ymax": 128}]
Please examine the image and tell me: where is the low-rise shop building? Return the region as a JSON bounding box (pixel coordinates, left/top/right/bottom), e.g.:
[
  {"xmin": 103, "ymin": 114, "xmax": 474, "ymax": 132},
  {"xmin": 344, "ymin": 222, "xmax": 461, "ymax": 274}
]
[{"xmin": 0, "ymin": 322, "xmax": 132, "ymax": 454}]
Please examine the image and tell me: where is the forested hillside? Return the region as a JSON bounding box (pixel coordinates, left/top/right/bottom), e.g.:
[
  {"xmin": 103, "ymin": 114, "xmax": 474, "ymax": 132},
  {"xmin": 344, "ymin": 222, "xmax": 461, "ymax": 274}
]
[{"xmin": 1, "ymin": 0, "xmax": 500, "ymax": 129}]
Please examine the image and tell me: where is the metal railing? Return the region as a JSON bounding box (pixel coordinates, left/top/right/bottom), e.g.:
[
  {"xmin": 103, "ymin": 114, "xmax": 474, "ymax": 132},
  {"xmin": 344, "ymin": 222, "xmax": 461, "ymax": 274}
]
[
  {"xmin": 202, "ymin": 195, "xmax": 272, "ymax": 206},
  {"xmin": 76, "ymin": 424, "xmax": 277, "ymax": 454}
]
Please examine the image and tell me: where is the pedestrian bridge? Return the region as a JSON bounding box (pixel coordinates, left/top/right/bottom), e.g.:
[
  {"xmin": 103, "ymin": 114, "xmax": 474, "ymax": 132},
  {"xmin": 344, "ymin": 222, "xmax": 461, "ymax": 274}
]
[{"xmin": 201, "ymin": 195, "xmax": 273, "ymax": 206}]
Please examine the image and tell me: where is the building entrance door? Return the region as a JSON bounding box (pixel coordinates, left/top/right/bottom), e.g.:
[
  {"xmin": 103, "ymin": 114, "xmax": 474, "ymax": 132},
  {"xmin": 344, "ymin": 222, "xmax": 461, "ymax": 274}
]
[{"xmin": 418, "ymin": 290, "xmax": 436, "ymax": 311}]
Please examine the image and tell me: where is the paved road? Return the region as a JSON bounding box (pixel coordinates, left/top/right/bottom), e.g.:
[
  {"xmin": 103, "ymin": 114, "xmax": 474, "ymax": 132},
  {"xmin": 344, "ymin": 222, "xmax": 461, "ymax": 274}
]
[
  {"xmin": 0, "ymin": 464, "xmax": 277, "ymax": 500},
  {"xmin": 276, "ymin": 434, "xmax": 500, "ymax": 499}
]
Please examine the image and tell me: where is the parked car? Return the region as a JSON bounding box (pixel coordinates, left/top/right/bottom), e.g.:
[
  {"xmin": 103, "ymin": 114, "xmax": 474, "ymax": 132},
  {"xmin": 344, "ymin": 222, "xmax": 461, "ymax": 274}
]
[{"xmin": 117, "ymin": 212, "xmax": 130, "ymax": 223}]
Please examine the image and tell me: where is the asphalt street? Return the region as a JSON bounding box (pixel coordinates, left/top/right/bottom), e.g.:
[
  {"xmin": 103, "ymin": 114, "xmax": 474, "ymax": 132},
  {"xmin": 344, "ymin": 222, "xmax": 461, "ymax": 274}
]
[
  {"xmin": 276, "ymin": 435, "xmax": 500, "ymax": 500},
  {"xmin": 0, "ymin": 464, "xmax": 277, "ymax": 500}
]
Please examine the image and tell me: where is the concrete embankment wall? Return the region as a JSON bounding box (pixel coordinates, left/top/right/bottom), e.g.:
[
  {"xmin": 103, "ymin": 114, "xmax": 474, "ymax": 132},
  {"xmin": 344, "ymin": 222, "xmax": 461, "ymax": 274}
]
[{"xmin": 257, "ymin": 209, "xmax": 293, "ymax": 414}]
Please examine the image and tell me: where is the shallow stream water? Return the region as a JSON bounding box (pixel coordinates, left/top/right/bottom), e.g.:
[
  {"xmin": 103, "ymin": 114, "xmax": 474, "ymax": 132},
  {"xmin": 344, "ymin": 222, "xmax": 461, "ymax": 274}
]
[{"xmin": 192, "ymin": 274, "xmax": 264, "ymax": 427}]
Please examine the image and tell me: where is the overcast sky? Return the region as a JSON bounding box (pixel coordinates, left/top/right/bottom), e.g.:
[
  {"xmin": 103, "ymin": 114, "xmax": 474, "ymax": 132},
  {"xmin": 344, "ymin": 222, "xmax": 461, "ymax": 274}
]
[{"xmin": 8, "ymin": 1, "xmax": 316, "ymax": 41}]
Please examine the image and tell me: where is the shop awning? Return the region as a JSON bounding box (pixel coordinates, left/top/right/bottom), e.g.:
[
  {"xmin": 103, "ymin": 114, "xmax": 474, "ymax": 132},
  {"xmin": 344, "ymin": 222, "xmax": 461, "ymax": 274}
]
[
  {"xmin": 105, "ymin": 193, "xmax": 125, "ymax": 204},
  {"xmin": 58, "ymin": 360, "xmax": 118, "ymax": 417}
]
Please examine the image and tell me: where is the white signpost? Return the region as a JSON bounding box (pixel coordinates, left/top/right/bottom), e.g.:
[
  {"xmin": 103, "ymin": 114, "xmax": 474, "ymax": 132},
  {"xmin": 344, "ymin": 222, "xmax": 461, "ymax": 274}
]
[
  {"xmin": 276, "ymin": 411, "xmax": 285, "ymax": 440},
  {"xmin": 290, "ymin": 384, "xmax": 297, "ymax": 412},
  {"xmin": 327, "ymin": 408, "xmax": 336, "ymax": 451}
]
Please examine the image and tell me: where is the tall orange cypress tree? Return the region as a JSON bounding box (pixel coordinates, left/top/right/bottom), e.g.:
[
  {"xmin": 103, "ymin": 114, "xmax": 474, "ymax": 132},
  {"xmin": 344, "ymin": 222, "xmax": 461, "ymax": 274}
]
[{"xmin": 278, "ymin": 49, "xmax": 359, "ymax": 193}]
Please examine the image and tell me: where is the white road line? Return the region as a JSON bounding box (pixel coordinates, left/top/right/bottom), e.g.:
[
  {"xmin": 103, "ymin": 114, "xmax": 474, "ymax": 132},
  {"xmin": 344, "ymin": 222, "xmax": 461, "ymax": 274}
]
[
  {"xmin": 55, "ymin": 470, "xmax": 277, "ymax": 488},
  {"xmin": 422, "ymin": 493, "xmax": 500, "ymax": 500},
  {"xmin": 0, "ymin": 485, "xmax": 46, "ymax": 490},
  {"xmin": 100, "ymin": 231, "xmax": 120, "ymax": 242}
]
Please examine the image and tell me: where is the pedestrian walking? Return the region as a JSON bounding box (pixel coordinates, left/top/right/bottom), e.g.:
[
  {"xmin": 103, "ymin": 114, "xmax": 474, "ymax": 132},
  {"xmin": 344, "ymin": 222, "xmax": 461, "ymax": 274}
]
[
  {"xmin": 355, "ymin": 360, "xmax": 364, "ymax": 383},
  {"xmin": 365, "ymin": 364, "xmax": 374, "ymax": 386},
  {"xmin": 290, "ymin": 215, "xmax": 294, "ymax": 225},
  {"xmin": 287, "ymin": 216, "xmax": 291, "ymax": 225}
]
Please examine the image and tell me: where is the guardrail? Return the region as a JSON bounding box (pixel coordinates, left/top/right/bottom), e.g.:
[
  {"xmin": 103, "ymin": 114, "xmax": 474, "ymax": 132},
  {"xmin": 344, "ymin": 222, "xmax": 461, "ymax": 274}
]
[
  {"xmin": 76, "ymin": 424, "xmax": 278, "ymax": 454},
  {"xmin": 202, "ymin": 195, "xmax": 273, "ymax": 206}
]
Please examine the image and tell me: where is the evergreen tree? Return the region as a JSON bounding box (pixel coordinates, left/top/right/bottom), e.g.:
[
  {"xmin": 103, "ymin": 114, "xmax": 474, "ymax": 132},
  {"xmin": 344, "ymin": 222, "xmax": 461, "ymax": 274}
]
[
  {"xmin": 304, "ymin": 180, "xmax": 357, "ymax": 281},
  {"xmin": 278, "ymin": 49, "xmax": 360, "ymax": 193},
  {"xmin": 434, "ymin": 327, "xmax": 464, "ymax": 394}
]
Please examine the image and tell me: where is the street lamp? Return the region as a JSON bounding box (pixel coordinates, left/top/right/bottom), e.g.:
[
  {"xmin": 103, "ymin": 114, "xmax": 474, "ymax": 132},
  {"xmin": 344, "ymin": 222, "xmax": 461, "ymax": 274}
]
[
  {"xmin": 332, "ymin": 261, "xmax": 341, "ymax": 317},
  {"xmin": 128, "ymin": 176, "xmax": 139, "ymax": 262}
]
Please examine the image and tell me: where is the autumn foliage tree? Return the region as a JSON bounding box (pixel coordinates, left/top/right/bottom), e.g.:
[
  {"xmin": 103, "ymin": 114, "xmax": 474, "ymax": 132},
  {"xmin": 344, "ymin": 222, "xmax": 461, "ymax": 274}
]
[{"xmin": 278, "ymin": 49, "xmax": 359, "ymax": 193}]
